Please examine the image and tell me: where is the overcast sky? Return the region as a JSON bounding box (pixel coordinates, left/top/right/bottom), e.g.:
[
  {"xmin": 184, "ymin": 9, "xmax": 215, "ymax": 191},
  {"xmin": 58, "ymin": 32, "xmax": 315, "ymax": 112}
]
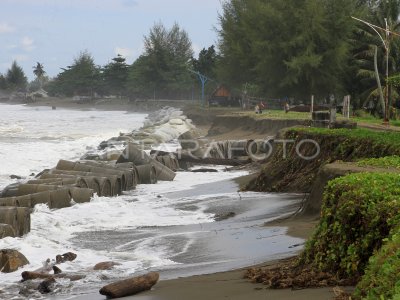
[{"xmin": 0, "ymin": 0, "xmax": 223, "ymax": 80}]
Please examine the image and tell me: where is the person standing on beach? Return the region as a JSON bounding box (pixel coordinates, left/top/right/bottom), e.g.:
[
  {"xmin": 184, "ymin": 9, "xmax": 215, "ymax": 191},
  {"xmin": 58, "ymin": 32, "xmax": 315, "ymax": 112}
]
[{"xmin": 284, "ymin": 102, "xmax": 290, "ymax": 113}]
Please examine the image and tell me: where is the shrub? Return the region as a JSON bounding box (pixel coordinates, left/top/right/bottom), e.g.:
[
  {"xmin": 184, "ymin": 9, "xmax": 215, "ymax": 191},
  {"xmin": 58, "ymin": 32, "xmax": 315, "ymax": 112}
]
[
  {"xmin": 354, "ymin": 228, "xmax": 400, "ymax": 299},
  {"xmin": 301, "ymin": 172, "xmax": 400, "ymax": 279}
]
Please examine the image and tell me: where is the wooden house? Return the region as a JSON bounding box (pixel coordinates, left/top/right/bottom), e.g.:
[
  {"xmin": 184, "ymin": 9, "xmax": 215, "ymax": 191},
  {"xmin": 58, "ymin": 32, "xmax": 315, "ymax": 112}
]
[{"xmin": 208, "ymin": 85, "xmax": 240, "ymax": 107}]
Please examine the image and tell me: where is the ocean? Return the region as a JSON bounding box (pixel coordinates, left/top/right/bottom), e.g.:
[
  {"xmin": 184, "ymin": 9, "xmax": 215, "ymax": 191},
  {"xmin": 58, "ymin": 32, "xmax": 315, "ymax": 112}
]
[{"xmin": 0, "ymin": 103, "xmax": 303, "ymax": 299}]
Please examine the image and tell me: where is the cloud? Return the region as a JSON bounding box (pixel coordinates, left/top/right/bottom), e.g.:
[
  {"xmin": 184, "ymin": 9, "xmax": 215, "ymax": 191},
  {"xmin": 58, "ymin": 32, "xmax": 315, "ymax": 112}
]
[
  {"xmin": 12, "ymin": 54, "xmax": 29, "ymax": 62},
  {"xmin": 21, "ymin": 36, "xmax": 35, "ymax": 51},
  {"xmin": 115, "ymin": 47, "xmax": 134, "ymax": 58},
  {"xmin": 0, "ymin": 23, "xmax": 15, "ymax": 34}
]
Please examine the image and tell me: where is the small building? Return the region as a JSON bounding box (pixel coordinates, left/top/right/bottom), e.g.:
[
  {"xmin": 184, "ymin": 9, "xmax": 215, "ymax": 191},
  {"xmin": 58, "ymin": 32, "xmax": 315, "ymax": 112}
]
[{"xmin": 208, "ymin": 85, "xmax": 240, "ymax": 107}]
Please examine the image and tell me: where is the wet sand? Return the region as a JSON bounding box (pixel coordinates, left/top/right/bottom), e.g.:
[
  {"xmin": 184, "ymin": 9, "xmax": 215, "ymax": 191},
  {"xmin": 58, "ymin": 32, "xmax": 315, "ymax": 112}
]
[
  {"xmin": 61, "ymin": 202, "xmax": 328, "ymax": 300},
  {"xmin": 69, "ymin": 268, "xmax": 337, "ymax": 300},
  {"xmin": 65, "ymin": 215, "xmax": 333, "ymax": 300}
]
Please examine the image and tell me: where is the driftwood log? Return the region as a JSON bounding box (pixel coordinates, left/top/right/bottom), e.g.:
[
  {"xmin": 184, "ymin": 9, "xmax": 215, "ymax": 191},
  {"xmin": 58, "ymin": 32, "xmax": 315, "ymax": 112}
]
[
  {"xmin": 21, "ymin": 271, "xmax": 85, "ymax": 281},
  {"xmin": 99, "ymin": 272, "xmax": 159, "ymax": 298}
]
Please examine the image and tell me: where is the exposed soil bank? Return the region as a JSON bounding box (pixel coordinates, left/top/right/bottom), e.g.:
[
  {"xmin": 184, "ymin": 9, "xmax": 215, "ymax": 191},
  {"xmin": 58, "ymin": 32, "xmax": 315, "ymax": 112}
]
[
  {"xmin": 207, "ymin": 115, "xmax": 309, "ymax": 139},
  {"xmin": 183, "ymin": 107, "xmax": 310, "ymax": 140},
  {"xmin": 245, "ymin": 128, "xmax": 400, "ymax": 196}
]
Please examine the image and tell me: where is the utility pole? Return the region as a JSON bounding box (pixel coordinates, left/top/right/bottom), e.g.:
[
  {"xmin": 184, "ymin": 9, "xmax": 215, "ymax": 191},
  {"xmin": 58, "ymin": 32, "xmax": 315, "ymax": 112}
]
[{"xmin": 189, "ymin": 70, "xmax": 213, "ymax": 107}]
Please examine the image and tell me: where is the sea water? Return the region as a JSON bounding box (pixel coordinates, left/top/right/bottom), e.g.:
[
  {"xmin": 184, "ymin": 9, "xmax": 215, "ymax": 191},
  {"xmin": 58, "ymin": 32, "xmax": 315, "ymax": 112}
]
[{"xmin": 0, "ymin": 104, "xmax": 304, "ymax": 299}]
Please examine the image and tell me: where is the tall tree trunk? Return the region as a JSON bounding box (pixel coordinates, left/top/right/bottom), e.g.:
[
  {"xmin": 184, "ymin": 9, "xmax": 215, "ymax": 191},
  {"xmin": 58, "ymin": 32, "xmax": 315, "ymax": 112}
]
[{"xmin": 374, "ymin": 45, "xmax": 385, "ymax": 114}]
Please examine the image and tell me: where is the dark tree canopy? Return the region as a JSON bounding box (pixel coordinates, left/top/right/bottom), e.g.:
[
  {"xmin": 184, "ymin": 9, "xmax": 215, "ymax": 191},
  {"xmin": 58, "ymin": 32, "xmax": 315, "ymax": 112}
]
[
  {"xmin": 217, "ymin": 0, "xmax": 360, "ymax": 99},
  {"xmin": 102, "ymin": 54, "xmax": 129, "ymax": 96},
  {"xmin": 6, "ymin": 61, "xmax": 28, "ymax": 91},
  {"xmin": 192, "ymin": 45, "xmax": 218, "ymax": 79},
  {"xmin": 126, "ymin": 22, "xmax": 194, "ymax": 99},
  {"xmin": 50, "ymin": 51, "xmax": 100, "ymax": 97}
]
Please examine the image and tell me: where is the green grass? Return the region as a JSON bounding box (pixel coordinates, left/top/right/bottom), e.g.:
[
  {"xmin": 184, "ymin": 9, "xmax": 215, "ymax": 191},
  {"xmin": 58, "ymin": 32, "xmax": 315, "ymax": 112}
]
[
  {"xmin": 357, "ymin": 156, "xmax": 400, "ymax": 169},
  {"xmin": 291, "ymin": 127, "xmax": 400, "ymax": 148},
  {"xmin": 351, "ymin": 115, "xmax": 400, "ymax": 127},
  {"xmin": 238, "ymin": 110, "xmax": 312, "ymax": 120}
]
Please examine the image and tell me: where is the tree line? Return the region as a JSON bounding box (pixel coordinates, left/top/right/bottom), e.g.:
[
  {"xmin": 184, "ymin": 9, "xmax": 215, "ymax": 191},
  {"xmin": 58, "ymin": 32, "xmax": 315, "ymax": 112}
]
[{"xmin": 1, "ymin": 0, "xmax": 400, "ymax": 111}]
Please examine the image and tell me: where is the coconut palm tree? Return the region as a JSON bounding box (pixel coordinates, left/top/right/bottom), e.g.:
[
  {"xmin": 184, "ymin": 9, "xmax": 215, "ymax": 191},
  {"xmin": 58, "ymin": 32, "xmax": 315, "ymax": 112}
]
[
  {"xmin": 33, "ymin": 62, "xmax": 45, "ymax": 89},
  {"xmin": 354, "ymin": 0, "xmax": 400, "ymax": 115}
]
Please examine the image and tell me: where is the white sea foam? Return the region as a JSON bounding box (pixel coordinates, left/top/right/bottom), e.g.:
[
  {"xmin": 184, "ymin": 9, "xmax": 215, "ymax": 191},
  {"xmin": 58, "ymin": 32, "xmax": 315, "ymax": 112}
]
[{"xmin": 0, "ymin": 104, "xmax": 146, "ymax": 190}]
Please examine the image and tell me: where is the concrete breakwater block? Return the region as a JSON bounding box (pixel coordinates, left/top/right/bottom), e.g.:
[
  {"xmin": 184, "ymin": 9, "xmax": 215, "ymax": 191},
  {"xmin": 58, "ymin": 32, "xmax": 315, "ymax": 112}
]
[
  {"xmin": 95, "ymin": 177, "xmax": 112, "ymax": 197},
  {"xmin": 0, "ymin": 207, "xmax": 18, "ymax": 235},
  {"xmin": 55, "ymin": 160, "xmax": 130, "ymax": 191},
  {"xmin": 155, "ymin": 155, "xmax": 180, "ymax": 172},
  {"xmin": 0, "ymin": 224, "xmax": 15, "ymax": 238},
  {"xmin": 77, "ymin": 160, "xmax": 137, "ymax": 190},
  {"xmin": 0, "ymin": 195, "xmax": 32, "ymax": 208},
  {"xmin": 135, "ymin": 164, "xmax": 157, "ymax": 184},
  {"xmin": 69, "ymin": 187, "xmax": 94, "ymax": 204},
  {"xmin": 48, "ymin": 170, "xmax": 122, "ymax": 196},
  {"xmin": 40, "ymin": 170, "xmax": 118, "ymax": 197},
  {"xmin": 76, "ymin": 177, "xmax": 101, "ymax": 195},
  {"xmin": 117, "ymin": 142, "xmax": 152, "ymax": 166},
  {"xmin": 27, "ymin": 178, "xmax": 78, "ymax": 185},
  {"xmin": 16, "ymin": 207, "xmax": 30, "ymax": 236},
  {"xmin": 16, "ymin": 184, "xmax": 61, "ymax": 197},
  {"xmin": 117, "ymin": 143, "xmax": 176, "ymax": 181},
  {"xmin": 1, "ymin": 186, "xmax": 93, "ymax": 208},
  {"xmin": 0, "ymin": 206, "xmax": 31, "ymax": 238},
  {"xmin": 1, "ymin": 183, "xmax": 20, "ymax": 198},
  {"xmin": 31, "ymin": 189, "xmax": 72, "ymax": 209},
  {"xmin": 151, "ymin": 159, "xmax": 176, "ymax": 181}
]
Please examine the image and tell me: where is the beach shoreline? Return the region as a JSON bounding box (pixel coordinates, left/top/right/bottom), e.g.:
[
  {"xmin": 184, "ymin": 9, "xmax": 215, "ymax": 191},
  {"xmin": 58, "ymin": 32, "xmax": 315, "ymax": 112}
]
[
  {"xmin": 64, "ymin": 212, "xmax": 327, "ymax": 300},
  {"xmin": 1, "ymin": 99, "xmax": 332, "ymax": 300}
]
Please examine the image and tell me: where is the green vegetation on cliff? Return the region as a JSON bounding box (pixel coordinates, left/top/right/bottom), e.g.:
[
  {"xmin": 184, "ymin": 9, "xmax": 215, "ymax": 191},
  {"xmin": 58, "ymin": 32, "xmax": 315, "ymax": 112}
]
[
  {"xmin": 291, "ymin": 127, "xmax": 400, "ymax": 149},
  {"xmin": 354, "ymin": 227, "xmax": 400, "ymax": 299},
  {"xmin": 301, "ymin": 172, "xmax": 400, "ymax": 279}
]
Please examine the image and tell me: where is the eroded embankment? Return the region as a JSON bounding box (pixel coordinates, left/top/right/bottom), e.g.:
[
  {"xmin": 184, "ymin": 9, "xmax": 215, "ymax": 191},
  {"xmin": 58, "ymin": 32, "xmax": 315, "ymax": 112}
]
[
  {"xmin": 184, "ymin": 109, "xmax": 310, "ymax": 140},
  {"xmin": 207, "ymin": 115, "xmax": 310, "ymax": 138},
  {"xmin": 245, "ymin": 127, "xmax": 400, "ymax": 194}
]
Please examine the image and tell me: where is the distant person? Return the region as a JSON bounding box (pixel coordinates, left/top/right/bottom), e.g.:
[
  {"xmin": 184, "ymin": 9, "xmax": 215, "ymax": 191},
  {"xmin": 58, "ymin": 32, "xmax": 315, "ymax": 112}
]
[
  {"xmin": 259, "ymin": 101, "xmax": 265, "ymax": 114},
  {"xmin": 255, "ymin": 104, "xmax": 260, "ymax": 114},
  {"xmin": 284, "ymin": 102, "xmax": 290, "ymax": 113}
]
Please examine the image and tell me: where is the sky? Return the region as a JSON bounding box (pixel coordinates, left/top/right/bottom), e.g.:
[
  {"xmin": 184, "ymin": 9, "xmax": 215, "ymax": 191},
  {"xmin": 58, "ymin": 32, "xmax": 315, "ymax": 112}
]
[{"xmin": 0, "ymin": 0, "xmax": 223, "ymax": 80}]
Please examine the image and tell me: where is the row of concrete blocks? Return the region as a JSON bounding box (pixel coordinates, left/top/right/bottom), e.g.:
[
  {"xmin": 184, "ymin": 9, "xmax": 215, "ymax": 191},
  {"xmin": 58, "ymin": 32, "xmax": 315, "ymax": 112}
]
[{"xmin": 0, "ymin": 146, "xmax": 178, "ymax": 240}]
